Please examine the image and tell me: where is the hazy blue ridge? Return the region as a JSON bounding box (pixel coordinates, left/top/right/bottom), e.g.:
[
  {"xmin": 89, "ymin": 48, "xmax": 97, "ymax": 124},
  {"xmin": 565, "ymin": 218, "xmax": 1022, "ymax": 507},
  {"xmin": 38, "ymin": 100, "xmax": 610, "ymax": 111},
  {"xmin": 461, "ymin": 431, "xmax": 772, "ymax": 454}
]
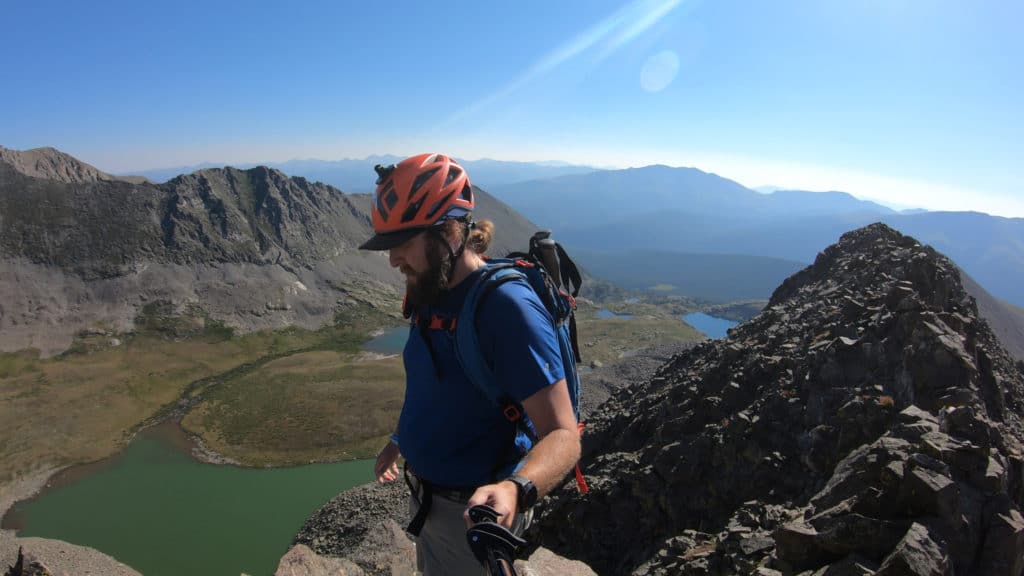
[
  {"xmin": 572, "ymin": 249, "xmax": 806, "ymax": 303},
  {"xmin": 484, "ymin": 165, "xmax": 1024, "ymax": 307}
]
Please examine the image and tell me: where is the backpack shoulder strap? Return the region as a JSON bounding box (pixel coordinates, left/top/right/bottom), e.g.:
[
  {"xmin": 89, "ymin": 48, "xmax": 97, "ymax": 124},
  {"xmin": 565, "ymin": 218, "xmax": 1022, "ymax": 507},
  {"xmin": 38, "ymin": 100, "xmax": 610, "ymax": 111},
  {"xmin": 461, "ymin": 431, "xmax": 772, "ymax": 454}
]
[{"xmin": 454, "ymin": 263, "xmax": 525, "ymax": 406}]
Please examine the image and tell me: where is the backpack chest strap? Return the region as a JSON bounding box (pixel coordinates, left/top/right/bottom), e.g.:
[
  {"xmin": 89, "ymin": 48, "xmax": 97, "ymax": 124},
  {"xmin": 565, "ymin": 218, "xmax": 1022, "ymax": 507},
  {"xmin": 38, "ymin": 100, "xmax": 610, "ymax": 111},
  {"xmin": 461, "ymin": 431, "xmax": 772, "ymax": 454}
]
[{"xmin": 412, "ymin": 312, "xmax": 458, "ymax": 333}]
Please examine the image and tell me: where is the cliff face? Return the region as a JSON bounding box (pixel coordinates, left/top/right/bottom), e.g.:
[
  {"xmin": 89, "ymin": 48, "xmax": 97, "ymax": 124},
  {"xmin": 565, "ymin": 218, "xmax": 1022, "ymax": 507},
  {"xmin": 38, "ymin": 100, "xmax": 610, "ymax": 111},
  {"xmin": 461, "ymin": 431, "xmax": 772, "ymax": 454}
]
[
  {"xmin": 0, "ymin": 162, "xmax": 373, "ymax": 278},
  {"xmin": 537, "ymin": 223, "xmax": 1024, "ymax": 575}
]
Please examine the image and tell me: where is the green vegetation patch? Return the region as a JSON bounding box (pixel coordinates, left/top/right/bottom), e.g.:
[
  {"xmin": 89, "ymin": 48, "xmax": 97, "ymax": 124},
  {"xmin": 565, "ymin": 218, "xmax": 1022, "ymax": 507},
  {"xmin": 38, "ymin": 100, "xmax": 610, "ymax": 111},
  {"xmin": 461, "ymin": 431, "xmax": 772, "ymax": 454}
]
[
  {"xmin": 649, "ymin": 283, "xmax": 676, "ymax": 292},
  {"xmin": 182, "ymin": 350, "xmax": 405, "ymax": 466},
  {"xmin": 574, "ymin": 301, "xmax": 703, "ymax": 366},
  {"xmin": 0, "ymin": 302, "xmax": 402, "ymax": 485},
  {"xmin": 0, "ymin": 349, "xmax": 42, "ymax": 380},
  {"xmin": 0, "ymin": 334, "xmax": 278, "ymax": 484}
]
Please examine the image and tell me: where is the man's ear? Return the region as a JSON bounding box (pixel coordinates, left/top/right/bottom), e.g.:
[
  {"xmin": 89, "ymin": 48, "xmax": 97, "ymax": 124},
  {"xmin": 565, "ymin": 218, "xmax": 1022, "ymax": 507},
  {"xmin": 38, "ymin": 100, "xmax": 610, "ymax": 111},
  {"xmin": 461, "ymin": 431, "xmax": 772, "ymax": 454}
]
[{"xmin": 441, "ymin": 220, "xmax": 463, "ymax": 250}]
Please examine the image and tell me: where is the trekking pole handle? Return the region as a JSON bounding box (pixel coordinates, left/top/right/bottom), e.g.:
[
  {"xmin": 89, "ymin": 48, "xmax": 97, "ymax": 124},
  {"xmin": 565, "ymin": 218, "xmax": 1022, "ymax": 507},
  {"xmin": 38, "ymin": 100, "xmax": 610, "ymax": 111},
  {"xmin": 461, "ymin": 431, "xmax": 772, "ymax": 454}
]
[{"xmin": 534, "ymin": 238, "xmax": 562, "ymax": 289}]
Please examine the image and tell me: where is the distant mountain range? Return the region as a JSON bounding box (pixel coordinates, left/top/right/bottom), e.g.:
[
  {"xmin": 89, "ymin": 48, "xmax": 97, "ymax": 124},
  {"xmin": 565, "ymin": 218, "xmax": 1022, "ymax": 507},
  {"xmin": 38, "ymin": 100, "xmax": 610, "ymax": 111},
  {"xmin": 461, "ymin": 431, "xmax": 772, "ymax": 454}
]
[
  {"xmin": 572, "ymin": 249, "xmax": 806, "ymax": 303},
  {"xmin": 485, "ymin": 166, "xmax": 1024, "ymax": 307},
  {"xmin": 4, "ymin": 145, "xmax": 1023, "ymax": 355},
  {"xmin": 129, "ymin": 156, "xmax": 596, "ymax": 192}
]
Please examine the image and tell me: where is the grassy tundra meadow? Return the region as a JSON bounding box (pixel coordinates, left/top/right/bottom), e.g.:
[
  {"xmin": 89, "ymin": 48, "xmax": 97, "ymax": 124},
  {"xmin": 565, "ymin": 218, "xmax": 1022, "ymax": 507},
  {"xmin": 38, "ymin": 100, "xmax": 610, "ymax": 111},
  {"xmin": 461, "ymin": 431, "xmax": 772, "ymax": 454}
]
[{"xmin": 0, "ymin": 297, "xmax": 705, "ymax": 493}]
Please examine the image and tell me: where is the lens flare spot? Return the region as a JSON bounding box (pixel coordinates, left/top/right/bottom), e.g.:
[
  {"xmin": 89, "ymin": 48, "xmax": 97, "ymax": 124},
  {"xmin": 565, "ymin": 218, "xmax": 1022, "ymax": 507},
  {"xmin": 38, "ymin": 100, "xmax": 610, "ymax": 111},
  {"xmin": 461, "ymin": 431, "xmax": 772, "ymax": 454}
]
[{"xmin": 640, "ymin": 50, "xmax": 680, "ymax": 93}]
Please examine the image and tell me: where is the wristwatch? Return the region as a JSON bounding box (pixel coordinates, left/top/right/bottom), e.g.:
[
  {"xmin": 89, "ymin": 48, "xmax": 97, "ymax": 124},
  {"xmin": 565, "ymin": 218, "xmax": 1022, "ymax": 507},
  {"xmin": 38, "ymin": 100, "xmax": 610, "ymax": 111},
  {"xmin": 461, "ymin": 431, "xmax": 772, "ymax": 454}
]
[{"xmin": 508, "ymin": 475, "xmax": 538, "ymax": 512}]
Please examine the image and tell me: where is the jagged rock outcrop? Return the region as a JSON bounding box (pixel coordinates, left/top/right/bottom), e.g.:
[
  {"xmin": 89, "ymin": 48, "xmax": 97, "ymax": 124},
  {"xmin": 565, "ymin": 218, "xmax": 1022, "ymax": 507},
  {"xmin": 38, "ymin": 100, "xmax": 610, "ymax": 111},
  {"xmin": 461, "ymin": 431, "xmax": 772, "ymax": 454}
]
[
  {"xmin": 294, "ymin": 479, "xmax": 412, "ymax": 575},
  {"xmin": 4, "ymin": 548, "xmax": 51, "ymax": 576},
  {"xmin": 292, "ymin": 467, "xmax": 598, "ymax": 575},
  {"xmin": 0, "ymin": 540, "xmax": 140, "ymax": 576},
  {"xmin": 274, "ymin": 544, "xmax": 369, "ymax": 576},
  {"xmin": 535, "ymin": 223, "xmax": 1024, "ymax": 575}
]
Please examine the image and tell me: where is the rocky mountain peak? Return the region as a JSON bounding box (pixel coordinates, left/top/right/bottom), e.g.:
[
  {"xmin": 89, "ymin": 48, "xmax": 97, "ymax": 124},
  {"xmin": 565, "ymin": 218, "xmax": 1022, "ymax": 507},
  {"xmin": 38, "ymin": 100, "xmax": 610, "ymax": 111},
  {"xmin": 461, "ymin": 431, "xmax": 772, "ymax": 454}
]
[
  {"xmin": 0, "ymin": 145, "xmax": 123, "ymax": 184},
  {"xmin": 769, "ymin": 222, "xmax": 966, "ymax": 313},
  {"xmin": 0, "ymin": 147, "xmax": 543, "ymax": 355},
  {"xmin": 537, "ymin": 222, "xmax": 1024, "ymax": 575},
  {"xmin": 158, "ymin": 164, "xmax": 373, "ymax": 267}
]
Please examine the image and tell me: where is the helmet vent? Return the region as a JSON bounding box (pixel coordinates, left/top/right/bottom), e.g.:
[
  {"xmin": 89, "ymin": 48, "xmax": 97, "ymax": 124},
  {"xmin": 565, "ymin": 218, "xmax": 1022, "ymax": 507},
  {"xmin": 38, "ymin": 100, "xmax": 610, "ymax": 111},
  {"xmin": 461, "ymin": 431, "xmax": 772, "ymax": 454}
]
[
  {"xmin": 401, "ymin": 196, "xmax": 427, "ymax": 223},
  {"xmin": 384, "ymin": 187, "xmax": 399, "ymax": 211},
  {"xmin": 460, "ymin": 183, "xmax": 472, "ymax": 202},
  {"xmin": 444, "ymin": 166, "xmax": 462, "ymax": 187},
  {"xmin": 426, "ymin": 191, "xmax": 456, "ymax": 220},
  {"xmin": 411, "ymin": 167, "xmax": 441, "ymax": 199}
]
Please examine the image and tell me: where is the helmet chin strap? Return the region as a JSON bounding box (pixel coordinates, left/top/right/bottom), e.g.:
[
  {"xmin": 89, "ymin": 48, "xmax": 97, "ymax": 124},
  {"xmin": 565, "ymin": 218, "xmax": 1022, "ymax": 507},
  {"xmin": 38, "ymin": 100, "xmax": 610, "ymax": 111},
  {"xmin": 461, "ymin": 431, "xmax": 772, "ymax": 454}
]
[{"xmin": 433, "ymin": 216, "xmax": 473, "ymax": 288}]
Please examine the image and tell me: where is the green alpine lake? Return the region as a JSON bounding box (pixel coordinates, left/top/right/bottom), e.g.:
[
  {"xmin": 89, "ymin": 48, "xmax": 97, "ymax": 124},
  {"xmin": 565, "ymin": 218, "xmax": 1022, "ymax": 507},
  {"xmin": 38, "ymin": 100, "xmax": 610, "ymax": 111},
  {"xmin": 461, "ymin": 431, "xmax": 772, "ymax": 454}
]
[{"xmin": 3, "ymin": 422, "xmax": 374, "ymax": 576}]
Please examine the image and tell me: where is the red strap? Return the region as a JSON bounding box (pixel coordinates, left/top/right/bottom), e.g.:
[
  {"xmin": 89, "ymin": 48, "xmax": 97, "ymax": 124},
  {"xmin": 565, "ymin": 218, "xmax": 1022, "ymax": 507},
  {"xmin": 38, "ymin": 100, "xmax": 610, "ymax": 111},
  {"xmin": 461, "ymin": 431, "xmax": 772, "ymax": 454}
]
[
  {"xmin": 424, "ymin": 314, "xmax": 457, "ymax": 332},
  {"xmin": 575, "ymin": 464, "xmax": 589, "ymax": 494},
  {"xmin": 559, "ymin": 288, "xmax": 577, "ymax": 309},
  {"xmin": 574, "ymin": 422, "xmax": 588, "ymax": 492},
  {"xmin": 514, "ymin": 259, "xmax": 534, "ymax": 268}
]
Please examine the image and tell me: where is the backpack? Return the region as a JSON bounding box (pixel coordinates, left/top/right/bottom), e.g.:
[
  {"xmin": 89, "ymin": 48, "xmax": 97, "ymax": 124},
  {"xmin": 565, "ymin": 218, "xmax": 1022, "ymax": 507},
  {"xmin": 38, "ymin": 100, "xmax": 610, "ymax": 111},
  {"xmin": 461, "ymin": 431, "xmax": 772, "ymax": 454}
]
[{"xmin": 454, "ymin": 231, "xmax": 589, "ymax": 492}]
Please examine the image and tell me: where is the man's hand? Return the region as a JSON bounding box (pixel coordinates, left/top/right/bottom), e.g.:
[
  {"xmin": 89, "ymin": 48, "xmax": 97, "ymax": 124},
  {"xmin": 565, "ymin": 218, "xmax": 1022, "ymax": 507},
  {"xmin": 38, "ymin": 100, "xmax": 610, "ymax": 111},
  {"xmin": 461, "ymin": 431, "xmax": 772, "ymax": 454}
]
[
  {"xmin": 375, "ymin": 440, "xmax": 400, "ymax": 483},
  {"xmin": 465, "ymin": 480, "xmax": 518, "ymax": 530}
]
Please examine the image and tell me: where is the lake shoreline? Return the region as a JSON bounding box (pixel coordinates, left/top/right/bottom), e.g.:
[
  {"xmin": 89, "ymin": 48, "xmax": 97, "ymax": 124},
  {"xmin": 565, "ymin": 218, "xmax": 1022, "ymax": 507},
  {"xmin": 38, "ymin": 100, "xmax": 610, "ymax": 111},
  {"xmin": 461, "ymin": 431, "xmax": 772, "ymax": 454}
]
[
  {"xmin": 2, "ymin": 417, "xmax": 378, "ymax": 576},
  {"xmin": 0, "ymin": 466, "xmax": 143, "ymax": 576},
  {"xmin": 0, "ymin": 415, "xmax": 238, "ymax": 523},
  {"xmin": 1, "ymin": 467, "xmax": 61, "ymax": 527}
]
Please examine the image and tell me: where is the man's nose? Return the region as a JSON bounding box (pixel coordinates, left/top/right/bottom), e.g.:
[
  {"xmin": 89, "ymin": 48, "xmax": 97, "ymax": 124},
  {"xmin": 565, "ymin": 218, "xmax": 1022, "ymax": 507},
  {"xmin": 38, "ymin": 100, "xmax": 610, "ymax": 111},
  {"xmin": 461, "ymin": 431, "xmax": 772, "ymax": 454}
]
[{"xmin": 388, "ymin": 250, "xmax": 401, "ymax": 268}]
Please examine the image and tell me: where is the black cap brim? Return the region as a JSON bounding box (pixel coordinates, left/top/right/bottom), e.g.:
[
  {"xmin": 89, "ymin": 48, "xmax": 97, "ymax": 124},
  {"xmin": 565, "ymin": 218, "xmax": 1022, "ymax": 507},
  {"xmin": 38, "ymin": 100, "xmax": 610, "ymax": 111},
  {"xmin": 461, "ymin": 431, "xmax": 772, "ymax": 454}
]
[{"xmin": 358, "ymin": 228, "xmax": 424, "ymax": 251}]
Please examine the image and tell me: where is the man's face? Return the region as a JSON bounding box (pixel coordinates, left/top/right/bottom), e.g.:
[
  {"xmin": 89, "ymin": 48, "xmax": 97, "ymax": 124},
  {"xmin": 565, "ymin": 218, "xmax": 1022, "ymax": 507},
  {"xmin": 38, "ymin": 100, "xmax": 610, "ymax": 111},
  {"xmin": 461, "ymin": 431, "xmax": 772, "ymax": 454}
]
[{"xmin": 388, "ymin": 230, "xmax": 450, "ymax": 307}]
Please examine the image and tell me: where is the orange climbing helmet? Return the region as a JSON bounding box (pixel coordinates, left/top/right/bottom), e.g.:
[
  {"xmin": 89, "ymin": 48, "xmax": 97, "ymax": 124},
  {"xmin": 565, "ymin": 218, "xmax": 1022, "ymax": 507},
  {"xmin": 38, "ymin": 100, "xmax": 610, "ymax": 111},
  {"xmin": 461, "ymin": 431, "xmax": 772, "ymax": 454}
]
[{"xmin": 359, "ymin": 153, "xmax": 474, "ymax": 251}]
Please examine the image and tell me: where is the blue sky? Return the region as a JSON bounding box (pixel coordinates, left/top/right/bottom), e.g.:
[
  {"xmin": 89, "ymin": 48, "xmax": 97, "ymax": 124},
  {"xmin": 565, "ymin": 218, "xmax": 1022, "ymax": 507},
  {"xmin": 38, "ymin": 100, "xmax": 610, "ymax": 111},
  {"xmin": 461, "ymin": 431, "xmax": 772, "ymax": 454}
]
[{"xmin": 2, "ymin": 0, "xmax": 1022, "ymax": 216}]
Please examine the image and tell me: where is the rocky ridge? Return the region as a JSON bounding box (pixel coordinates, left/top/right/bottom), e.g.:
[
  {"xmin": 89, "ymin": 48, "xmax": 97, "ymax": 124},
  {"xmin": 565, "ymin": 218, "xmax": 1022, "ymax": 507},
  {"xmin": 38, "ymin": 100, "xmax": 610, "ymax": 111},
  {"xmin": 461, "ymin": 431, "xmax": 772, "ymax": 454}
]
[
  {"xmin": 0, "ymin": 146, "xmax": 141, "ymax": 185},
  {"xmin": 532, "ymin": 223, "xmax": 1024, "ymax": 574},
  {"xmin": 0, "ymin": 146, "xmax": 540, "ymax": 355}
]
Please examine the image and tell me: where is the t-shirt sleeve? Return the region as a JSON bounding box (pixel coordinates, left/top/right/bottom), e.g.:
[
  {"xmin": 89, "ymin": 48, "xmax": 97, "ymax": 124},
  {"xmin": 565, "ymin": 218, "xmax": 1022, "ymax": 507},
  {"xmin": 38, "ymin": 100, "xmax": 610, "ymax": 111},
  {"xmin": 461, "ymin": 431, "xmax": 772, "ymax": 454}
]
[{"xmin": 477, "ymin": 278, "xmax": 566, "ymax": 403}]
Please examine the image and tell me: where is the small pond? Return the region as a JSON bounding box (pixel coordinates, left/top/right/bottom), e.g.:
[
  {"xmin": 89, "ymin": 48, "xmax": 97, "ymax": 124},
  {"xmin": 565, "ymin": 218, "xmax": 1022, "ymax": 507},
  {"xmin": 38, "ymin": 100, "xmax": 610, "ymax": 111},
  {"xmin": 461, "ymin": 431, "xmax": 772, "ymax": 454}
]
[
  {"xmin": 682, "ymin": 313, "xmax": 739, "ymax": 339},
  {"xmin": 361, "ymin": 325, "xmax": 409, "ymax": 354},
  {"xmin": 596, "ymin": 309, "xmax": 635, "ymax": 320}
]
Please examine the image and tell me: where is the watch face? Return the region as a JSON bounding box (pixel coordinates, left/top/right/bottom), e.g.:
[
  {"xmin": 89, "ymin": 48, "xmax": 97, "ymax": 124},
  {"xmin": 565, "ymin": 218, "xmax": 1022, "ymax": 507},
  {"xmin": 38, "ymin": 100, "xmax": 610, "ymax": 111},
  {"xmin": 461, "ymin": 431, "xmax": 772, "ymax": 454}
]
[{"xmin": 523, "ymin": 482, "xmax": 537, "ymax": 508}]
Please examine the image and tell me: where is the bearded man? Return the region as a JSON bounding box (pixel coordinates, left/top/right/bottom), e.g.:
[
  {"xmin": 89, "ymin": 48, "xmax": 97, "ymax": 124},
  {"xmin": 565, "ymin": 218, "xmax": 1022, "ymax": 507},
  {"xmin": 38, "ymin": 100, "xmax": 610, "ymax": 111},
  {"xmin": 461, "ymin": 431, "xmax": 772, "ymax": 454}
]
[{"xmin": 359, "ymin": 153, "xmax": 580, "ymax": 575}]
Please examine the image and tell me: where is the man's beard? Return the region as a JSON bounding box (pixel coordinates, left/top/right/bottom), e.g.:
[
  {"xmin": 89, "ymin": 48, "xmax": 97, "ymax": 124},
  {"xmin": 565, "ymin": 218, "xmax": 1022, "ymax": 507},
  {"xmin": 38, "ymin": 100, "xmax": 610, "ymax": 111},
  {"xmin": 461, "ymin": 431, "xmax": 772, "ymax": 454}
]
[{"xmin": 404, "ymin": 233, "xmax": 453, "ymax": 309}]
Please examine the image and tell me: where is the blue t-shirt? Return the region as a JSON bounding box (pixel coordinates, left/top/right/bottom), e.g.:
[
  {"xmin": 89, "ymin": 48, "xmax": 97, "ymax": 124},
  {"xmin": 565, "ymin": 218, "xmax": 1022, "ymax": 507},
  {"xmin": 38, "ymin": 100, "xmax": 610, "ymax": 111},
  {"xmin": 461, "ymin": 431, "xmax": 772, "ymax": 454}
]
[{"xmin": 397, "ymin": 266, "xmax": 565, "ymax": 488}]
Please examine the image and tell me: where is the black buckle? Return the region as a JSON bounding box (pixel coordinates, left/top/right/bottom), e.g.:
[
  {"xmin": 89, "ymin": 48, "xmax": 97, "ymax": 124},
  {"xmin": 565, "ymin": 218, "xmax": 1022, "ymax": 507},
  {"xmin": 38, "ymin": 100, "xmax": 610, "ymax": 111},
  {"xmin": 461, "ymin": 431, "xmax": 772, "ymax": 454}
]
[{"xmin": 502, "ymin": 404, "xmax": 522, "ymax": 422}]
